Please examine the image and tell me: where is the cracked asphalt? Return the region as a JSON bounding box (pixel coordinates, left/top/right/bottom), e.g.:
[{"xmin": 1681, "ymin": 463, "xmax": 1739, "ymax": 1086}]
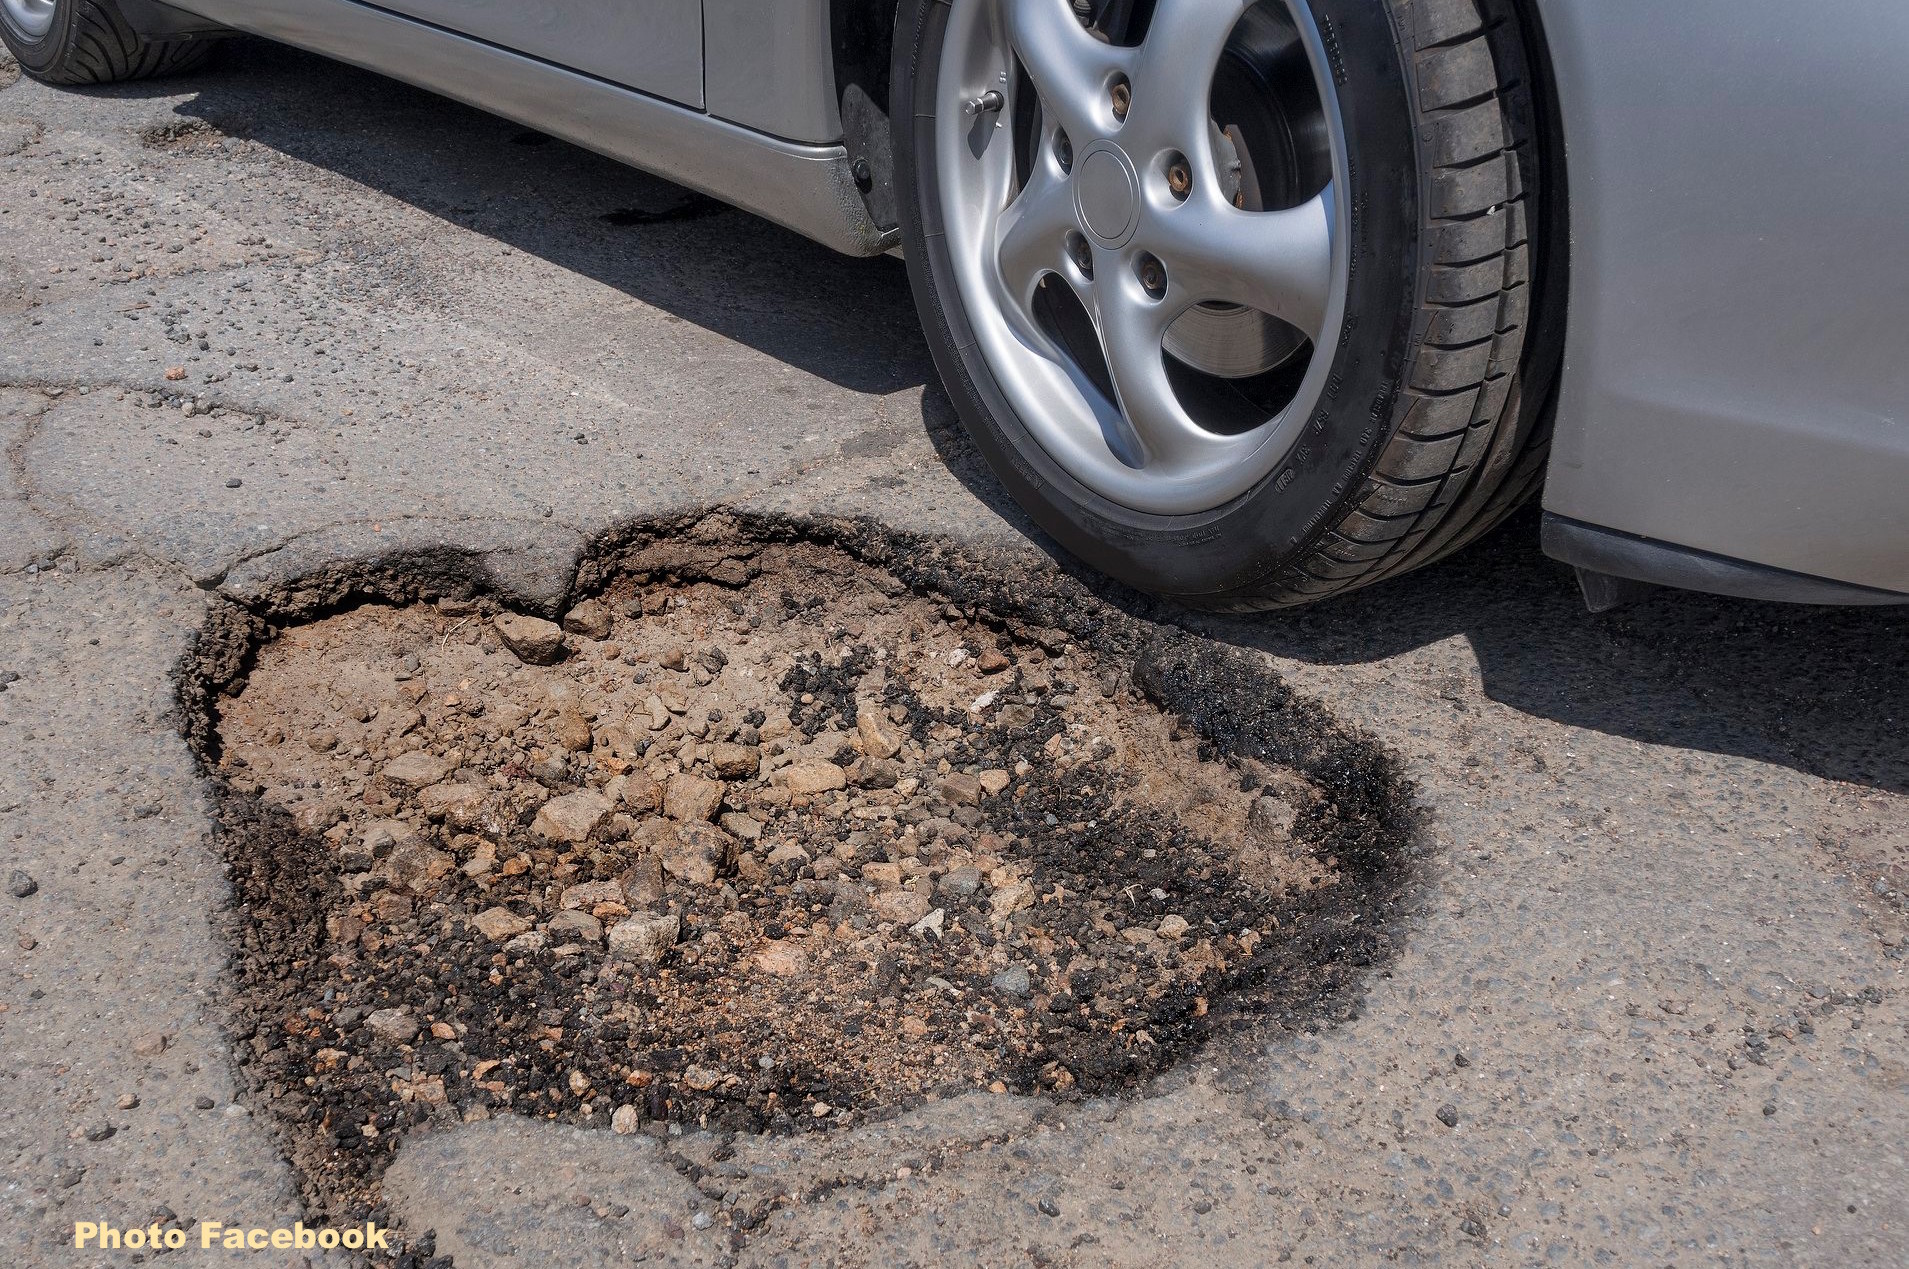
[{"xmin": 3, "ymin": 39, "xmax": 1906, "ymax": 1268}]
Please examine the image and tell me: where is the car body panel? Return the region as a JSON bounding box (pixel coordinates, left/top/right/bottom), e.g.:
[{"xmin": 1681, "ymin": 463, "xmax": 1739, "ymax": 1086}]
[
  {"xmin": 164, "ymin": 0, "xmax": 890, "ymax": 255},
  {"xmin": 1530, "ymin": 0, "xmax": 1909, "ymax": 595},
  {"xmin": 362, "ymin": 0, "xmax": 703, "ymax": 107},
  {"xmin": 703, "ymin": 0, "xmax": 840, "ymax": 143}
]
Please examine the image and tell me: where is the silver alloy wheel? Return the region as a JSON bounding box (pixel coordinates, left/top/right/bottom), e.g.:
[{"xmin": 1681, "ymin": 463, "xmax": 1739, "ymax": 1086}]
[
  {"xmin": 0, "ymin": 0, "xmax": 57, "ymax": 39},
  {"xmin": 936, "ymin": 0, "xmax": 1350, "ymax": 516}
]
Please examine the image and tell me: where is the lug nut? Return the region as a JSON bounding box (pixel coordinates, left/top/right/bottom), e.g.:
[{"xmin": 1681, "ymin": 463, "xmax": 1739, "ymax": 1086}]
[
  {"xmin": 1166, "ymin": 158, "xmax": 1191, "ymax": 199},
  {"xmin": 1137, "ymin": 254, "xmax": 1166, "ymax": 297},
  {"xmin": 1069, "ymin": 235, "xmax": 1094, "ymax": 278},
  {"xmin": 1055, "ymin": 129, "xmax": 1073, "ymax": 173},
  {"xmin": 1110, "ymin": 80, "xmax": 1130, "ymax": 122}
]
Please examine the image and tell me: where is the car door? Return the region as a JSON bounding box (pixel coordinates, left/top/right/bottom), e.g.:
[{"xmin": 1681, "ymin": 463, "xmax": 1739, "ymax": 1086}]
[{"xmin": 369, "ymin": 0, "xmax": 704, "ymax": 108}]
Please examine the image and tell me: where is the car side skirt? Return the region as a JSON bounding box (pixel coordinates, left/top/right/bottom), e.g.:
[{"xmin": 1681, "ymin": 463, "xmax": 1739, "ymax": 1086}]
[
  {"xmin": 166, "ymin": 0, "xmax": 896, "ymax": 256},
  {"xmin": 1542, "ymin": 513, "xmax": 1909, "ymax": 608}
]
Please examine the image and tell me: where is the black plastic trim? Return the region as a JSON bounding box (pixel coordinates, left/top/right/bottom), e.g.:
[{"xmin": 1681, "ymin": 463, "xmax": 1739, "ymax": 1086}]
[
  {"xmin": 118, "ymin": 0, "xmax": 229, "ymax": 39},
  {"xmin": 1541, "ymin": 512, "xmax": 1909, "ymax": 607}
]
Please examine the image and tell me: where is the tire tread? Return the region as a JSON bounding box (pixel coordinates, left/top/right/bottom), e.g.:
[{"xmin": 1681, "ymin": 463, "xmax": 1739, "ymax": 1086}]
[
  {"xmin": 4, "ymin": 0, "xmax": 215, "ymax": 86},
  {"xmin": 1242, "ymin": 0, "xmax": 1549, "ymax": 609}
]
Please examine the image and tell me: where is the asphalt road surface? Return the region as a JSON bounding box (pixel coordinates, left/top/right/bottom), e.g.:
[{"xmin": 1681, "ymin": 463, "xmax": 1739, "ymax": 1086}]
[{"xmin": 2, "ymin": 40, "xmax": 1905, "ymax": 1268}]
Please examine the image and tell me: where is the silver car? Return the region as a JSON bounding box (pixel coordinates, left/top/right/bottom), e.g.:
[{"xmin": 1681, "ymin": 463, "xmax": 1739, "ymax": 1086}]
[{"xmin": 6, "ymin": 0, "xmax": 1905, "ymax": 610}]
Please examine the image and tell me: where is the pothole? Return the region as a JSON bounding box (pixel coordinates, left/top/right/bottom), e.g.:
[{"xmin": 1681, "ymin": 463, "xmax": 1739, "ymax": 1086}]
[
  {"xmin": 179, "ymin": 516, "xmax": 1419, "ymax": 1237},
  {"xmin": 138, "ymin": 118, "xmax": 224, "ymax": 151}
]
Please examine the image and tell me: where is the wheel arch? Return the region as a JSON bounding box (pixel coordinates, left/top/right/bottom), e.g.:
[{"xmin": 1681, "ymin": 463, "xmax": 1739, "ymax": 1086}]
[{"xmin": 831, "ymin": 0, "xmax": 902, "ymax": 232}]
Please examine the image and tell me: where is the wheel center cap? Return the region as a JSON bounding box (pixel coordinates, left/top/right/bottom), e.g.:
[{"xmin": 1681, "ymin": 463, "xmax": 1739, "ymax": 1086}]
[{"xmin": 1074, "ymin": 141, "xmax": 1141, "ymax": 249}]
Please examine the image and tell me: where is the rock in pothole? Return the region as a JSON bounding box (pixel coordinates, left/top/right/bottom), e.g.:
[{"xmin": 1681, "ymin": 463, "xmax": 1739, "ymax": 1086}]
[{"xmin": 191, "ymin": 528, "xmax": 1415, "ymax": 1228}]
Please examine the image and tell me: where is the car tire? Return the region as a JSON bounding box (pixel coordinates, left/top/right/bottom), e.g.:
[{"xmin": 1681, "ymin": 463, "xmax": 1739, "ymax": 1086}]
[
  {"xmin": 894, "ymin": 0, "xmax": 1553, "ymax": 609},
  {"xmin": 0, "ymin": 0, "xmax": 215, "ymax": 86}
]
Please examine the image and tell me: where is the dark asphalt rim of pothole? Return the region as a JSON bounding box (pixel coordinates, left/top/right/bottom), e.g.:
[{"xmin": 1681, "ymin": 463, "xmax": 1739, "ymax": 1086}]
[{"xmin": 172, "ymin": 509, "xmax": 1425, "ymax": 1250}]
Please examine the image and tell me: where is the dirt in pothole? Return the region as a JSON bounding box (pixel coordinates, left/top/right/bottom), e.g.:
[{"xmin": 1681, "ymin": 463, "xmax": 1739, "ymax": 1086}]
[{"xmin": 196, "ymin": 531, "xmax": 1414, "ymax": 1229}]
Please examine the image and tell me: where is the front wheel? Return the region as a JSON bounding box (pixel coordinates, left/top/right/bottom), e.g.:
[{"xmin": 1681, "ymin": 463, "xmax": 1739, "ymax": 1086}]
[
  {"xmin": 894, "ymin": 0, "xmax": 1552, "ymax": 609},
  {"xmin": 0, "ymin": 0, "xmax": 216, "ymax": 85}
]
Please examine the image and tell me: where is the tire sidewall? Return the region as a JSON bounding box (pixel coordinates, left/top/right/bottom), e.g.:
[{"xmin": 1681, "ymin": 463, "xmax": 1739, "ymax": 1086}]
[
  {"xmin": 1, "ymin": 0, "xmax": 74, "ymax": 74},
  {"xmin": 894, "ymin": 0, "xmax": 1421, "ymax": 601}
]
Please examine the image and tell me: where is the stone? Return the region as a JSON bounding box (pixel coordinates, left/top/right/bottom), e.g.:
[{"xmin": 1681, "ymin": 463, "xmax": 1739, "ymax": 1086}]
[
  {"xmin": 871, "ymin": 889, "xmax": 931, "ymax": 925},
  {"xmin": 1157, "ymin": 914, "xmax": 1191, "ymax": 940},
  {"xmin": 365, "ymin": 1008, "xmax": 419, "ymax": 1045},
  {"xmin": 856, "ymin": 705, "xmax": 903, "ymax": 760},
  {"xmin": 1436, "ymin": 1104, "xmax": 1460, "ymax": 1128},
  {"xmin": 719, "ymin": 811, "xmax": 763, "ymax": 840},
  {"xmin": 938, "ymin": 865, "xmax": 984, "ymax": 898},
  {"xmin": 499, "ymin": 929, "xmax": 543, "ymax": 954},
  {"xmin": 361, "ymin": 819, "xmax": 415, "ymax": 856},
  {"xmin": 990, "ymin": 880, "xmax": 1034, "ymax": 922},
  {"xmin": 683, "ymin": 1065, "xmax": 720, "ymax": 1092},
  {"xmin": 611, "ymin": 1104, "xmax": 640, "ymax": 1135},
  {"xmin": 562, "ymin": 599, "xmax": 614, "ymax": 640},
  {"xmin": 709, "ymin": 742, "xmax": 759, "ymax": 778},
  {"xmin": 7, "ymin": 869, "xmax": 36, "ymax": 898},
  {"xmin": 418, "ymin": 782, "xmax": 486, "ymax": 826},
  {"xmin": 607, "ymin": 912, "xmax": 680, "ymax": 965},
  {"xmin": 619, "ymin": 770, "xmax": 663, "ymax": 812},
  {"xmin": 381, "ymin": 751, "xmax": 454, "ymax": 788},
  {"xmin": 779, "ymin": 760, "xmax": 847, "ymax": 795},
  {"xmin": 620, "ymin": 852, "xmax": 667, "ymax": 907},
  {"xmin": 386, "ymin": 842, "xmax": 454, "ymax": 894},
  {"xmin": 660, "ymin": 823, "xmax": 731, "ymax": 886},
  {"xmin": 548, "ymin": 908, "xmax": 604, "ymax": 944},
  {"xmin": 991, "ymin": 965, "xmax": 1031, "ymax": 996},
  {"xmin": 594, "ymin": 724, "xmax": 640, "ymax": 760},
  {"xmin": 977, "ymin": 649, "xmax": 1010, "ymax": 674},
  {"xmin": 532, "ymin": 789, "xmax": 613, "ymax": 843},
  {"xmin": 560, "ymin": 879, "xmax": 624, "ymax": 910},
  {"xmin": 664, "ymin": 773, "xmax": 724, "ymax": 822},
  {"xmin": 766, "ymin": 841, "xmax": 810, "ymax": 868},
  {"xmin": 129, "ymin": 1032, "xmax": 170, "ymax": 1057},
  {"xmin": 461, "ymin": 840, "xmax": 497, "ymax": 877},
  {"xmin": 1248, "ymin": 796, "xmax": 1299, "ymax": 842},
  {"xmin": 753, "ymin": 940, "xmax": 808, "ymax": 977},
  {"xmin": 494, "ymin": 612, "xmax": 566, "ymax": 664},
  {"xmin": 860, "ymin": 862, "xmax": 903, "ymax": 889},
  {"xmin": 939, "ymin": 773, "xmax": 984, "ymax": 805},
  {"xmin": 554, "ymin": 710, "xmax": 594, "ymax": 753},
  {"xmin": 471, "ymin": 906, "xmax": 531, "ymax": 942},
  {"xmin": 909, "ymin": 908, "xmax": 945, "ymax": 940},
  {"xmin": 977, "ymin": 769, "xmax": 1011, "ymax": 796}
]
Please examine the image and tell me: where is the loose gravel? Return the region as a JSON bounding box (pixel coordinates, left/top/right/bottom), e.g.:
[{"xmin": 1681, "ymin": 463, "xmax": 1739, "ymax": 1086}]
[{"xmin": 182, "ymin": 520, "xmax": 1418, "ymax": 1234}]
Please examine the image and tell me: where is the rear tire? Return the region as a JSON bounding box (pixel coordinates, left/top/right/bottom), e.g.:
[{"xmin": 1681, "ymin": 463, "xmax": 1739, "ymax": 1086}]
[
  {"xmin": 1, "ymin": 0, "xmax": 216, "ymax": 86},
  {"xmin": 894, "ymin": 0, "xmax": 1553, "ymax": 609}
]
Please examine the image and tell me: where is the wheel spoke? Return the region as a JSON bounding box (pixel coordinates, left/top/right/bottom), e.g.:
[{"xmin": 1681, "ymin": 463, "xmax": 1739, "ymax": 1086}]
[
  {"xmin": 1127, "ymin": 0, "xmax": 1254, "ymax": 143},
  {"xmin": 1003, "ymin": 0, "xmax": 1132, "ymax": 140},
  {"xmin": 1092, "ymin": 266, "xmax": 1213, "ymax": 469},
  {"xmin": 1149, "ymin": 185, "xmax": 1336, "ymax": 337},
  {"xmin": 994, "ymin": 162, "xmax": 1079, "ymax": 320}
]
